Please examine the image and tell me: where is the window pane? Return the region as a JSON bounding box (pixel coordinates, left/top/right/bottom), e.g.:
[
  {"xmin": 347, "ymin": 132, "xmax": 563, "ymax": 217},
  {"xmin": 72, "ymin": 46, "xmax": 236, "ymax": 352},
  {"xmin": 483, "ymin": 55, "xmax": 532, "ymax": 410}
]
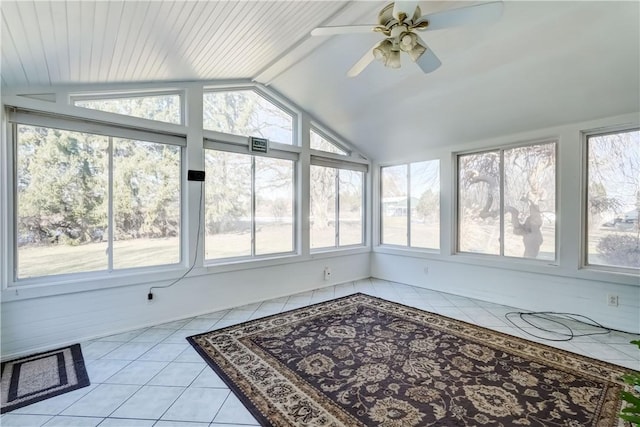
[
  {"xmin": 458, "ymin": 151, "xmax": 500, "ymax": 255},
  {"xmin": 203, "ymin": 90, "xmax": 293, "ymax": 145},
  {"xmin": 255, "ymin": 157, "xmax": 294, "ymax": 255},
  {"xmin": 74, "ymin": 94, "xmax": 181, "ymax": 124},
  {"xmin": 410, "ymin": 161, "xmax": 440, "ymax": 249},
  {"xmin": 310, "ymin": 165, "xmax": 337, "ymax": 249},
  {"xmin": 587, "ymin": 130, "xmax": 640, "ymax": 269},
  {"xmin": 503, "ymin": 143, "xmax": 556, "ymax": 260},
  {"xmin": 310, "ymin": 129, "xmax": 347, "ymax": 155},
  {"xmin": 339, "ymin": 169, "xmax": 363, "ymax": 246},
  {"xmin": 112, "ymin": 139, "xmax": 181, "ymax": 269},
  {"xmin": 16, "ymin": 125, "xmax": 109, "ymax": 278},
  {"xmin": 204, "ymin": 151, "xmax": 252, "ymax": 259},
  {"xmin": 381, "ymin": 165, "xmax": 408, "ymax": 246}
]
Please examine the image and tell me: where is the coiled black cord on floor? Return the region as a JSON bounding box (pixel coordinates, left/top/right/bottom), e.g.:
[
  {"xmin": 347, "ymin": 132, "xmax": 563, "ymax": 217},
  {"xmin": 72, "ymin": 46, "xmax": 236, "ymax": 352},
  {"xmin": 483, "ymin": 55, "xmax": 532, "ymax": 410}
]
[{"xmin": 504, "ymin": 311, "xmax": 635, "ymax": 342}]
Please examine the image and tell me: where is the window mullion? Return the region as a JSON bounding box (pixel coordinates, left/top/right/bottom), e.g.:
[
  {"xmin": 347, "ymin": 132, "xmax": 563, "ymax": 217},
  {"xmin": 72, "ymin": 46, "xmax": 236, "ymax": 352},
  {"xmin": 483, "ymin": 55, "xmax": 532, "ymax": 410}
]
[
  {"xmin": 10, "ymin": 123, "xmax": 18, "ymax": 281},
  {"xmin": 407, "ymin": 164, "xmax": 411, "ymax": 247},
  {"xmin": 499, "ymin": 149, "xmax": 505, "ymax": 257},
  {"xmin": 335, "ymin": 169, "xmax": 340, "ymax": 248},
  {"xmin": 361, "ymin": 171, "xmax": 366, "ymax": 246},
  {"xmin": 251, "ymin": 157, "xmax": 256, "ymax": 257},
  {"xmin": 107, "ymin": 137, "xmax": 114, "ymax": 271},
  {"xmin": 379, "ymin": 167, "xmax": 384, "ymax": 245}
]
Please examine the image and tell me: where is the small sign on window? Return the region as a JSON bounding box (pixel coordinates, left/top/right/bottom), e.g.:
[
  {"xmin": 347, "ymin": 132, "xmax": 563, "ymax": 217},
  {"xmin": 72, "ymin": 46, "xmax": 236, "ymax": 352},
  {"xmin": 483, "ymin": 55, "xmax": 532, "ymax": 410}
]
[{"xmin": 250, "ymin": 137, "xmax": 269, "ymax": 153}]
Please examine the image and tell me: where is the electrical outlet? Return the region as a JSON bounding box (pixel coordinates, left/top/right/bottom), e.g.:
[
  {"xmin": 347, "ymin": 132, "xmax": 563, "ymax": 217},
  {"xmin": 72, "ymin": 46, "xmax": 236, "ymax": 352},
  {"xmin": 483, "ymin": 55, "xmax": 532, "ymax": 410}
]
[
  {"xmin": 607, "ymin": 294, "xmax": 619, "ymax": 307},
  {"xmin": 324, "ymin": 267, "xmax": 331, "ymax": 281}
]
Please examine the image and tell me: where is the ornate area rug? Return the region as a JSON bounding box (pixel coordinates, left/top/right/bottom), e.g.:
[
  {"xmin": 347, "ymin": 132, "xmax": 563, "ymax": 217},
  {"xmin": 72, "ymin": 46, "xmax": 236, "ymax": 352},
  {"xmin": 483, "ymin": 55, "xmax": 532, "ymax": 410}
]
[
  {"xmin": 1, "ymin": 344, "xmax": 90, "ymax": 413},
  {"xmin": 188, "ymin": 293, "xmax": 636, "ymax": 426}
]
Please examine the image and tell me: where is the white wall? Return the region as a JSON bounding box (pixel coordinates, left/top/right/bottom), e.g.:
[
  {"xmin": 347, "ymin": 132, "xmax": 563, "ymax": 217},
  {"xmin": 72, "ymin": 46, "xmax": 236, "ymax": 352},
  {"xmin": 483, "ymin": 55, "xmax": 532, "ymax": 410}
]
[
  {"xmin": 1, "ymin": 253, "xmax": 370, "ymax": 359},
  {"xmin": 372, "ymin": 253, "xmax": 639, "ymax": 333}
]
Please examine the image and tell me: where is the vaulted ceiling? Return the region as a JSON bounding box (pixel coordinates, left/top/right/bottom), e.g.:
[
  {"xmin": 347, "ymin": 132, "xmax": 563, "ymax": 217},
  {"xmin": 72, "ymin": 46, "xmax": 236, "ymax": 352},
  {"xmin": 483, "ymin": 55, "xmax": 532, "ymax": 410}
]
[{"xmin": 2, "ymin": 1, "xmax": 639, "ymax": 161}]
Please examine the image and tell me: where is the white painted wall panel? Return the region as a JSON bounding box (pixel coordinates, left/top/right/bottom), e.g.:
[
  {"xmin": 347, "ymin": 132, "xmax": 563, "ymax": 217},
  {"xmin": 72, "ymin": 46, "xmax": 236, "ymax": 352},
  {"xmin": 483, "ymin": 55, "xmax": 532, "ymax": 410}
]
[
  {"xmin": 371, "ymin": 253, "xmax": 640, "ymax": 334},
  {"xmin": 1, "ymin": 253, "xmax": 370, "ymax": 359}
]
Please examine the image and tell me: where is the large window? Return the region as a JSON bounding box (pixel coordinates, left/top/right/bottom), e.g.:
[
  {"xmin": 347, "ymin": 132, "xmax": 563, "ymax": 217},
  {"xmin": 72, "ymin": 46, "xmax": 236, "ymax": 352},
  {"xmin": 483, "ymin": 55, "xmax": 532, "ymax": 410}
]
[
  {"xmin": 381, "ymin": 160, "xmax": 440, "ymax": 249},
  {"xmin": 310, "ymin": 164, "xmax": 364, "ymax": 250},
  {"xmin": 204, "ymin": 149, "xmax": 295, "ymax": 261},
  {"xmin": 457, "ymin": 141, "xmax": 556, "ymax": 260},
  {"xmin": 14, "ymin": 120, "xmax": 181, "ymax": 279},
  {"xmin": 73, "ymin": 92, "xmax": 182, "ymax": 124},
  {"xmin": 585, "ymin": 129, "xmax": 639, "ymax": 271},
  {"xmin": 203, "ymin": 89, "xmax": 293, "ymax": 145}
]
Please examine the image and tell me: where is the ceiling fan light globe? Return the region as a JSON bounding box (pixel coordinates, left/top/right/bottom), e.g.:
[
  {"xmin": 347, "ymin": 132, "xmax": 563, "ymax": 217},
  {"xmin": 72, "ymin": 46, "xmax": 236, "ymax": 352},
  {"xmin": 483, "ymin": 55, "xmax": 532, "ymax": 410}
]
[
  {"xmin": 409, "ymin": 43, "xmax": 427, "ymax": 61},
  {"xmin": 399, "ymin": 33, "xmax": 416, "ymax": 52},
  {"xmin": 387, "ymin": 50, "xmax": 401, "ymax": 69},
  {"xmin": 374, "ymin": 39, "xmax": 392, "ymax": 63},
  {"xmin": 373, "ymin": 47, "xmax": 386, "ymax": 61}
]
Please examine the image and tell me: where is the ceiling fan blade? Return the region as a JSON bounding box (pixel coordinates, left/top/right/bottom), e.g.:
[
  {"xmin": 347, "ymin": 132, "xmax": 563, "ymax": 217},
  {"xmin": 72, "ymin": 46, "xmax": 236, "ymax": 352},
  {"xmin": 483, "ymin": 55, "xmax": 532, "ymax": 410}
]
[
  {"xmin": 417, "ymin": 1, "xmax": 504, "ymax": 31},
  {"xmin": 311, "ymin": 25, "xmax": 377, "ymax": 36},
  {"xmin": 393, "ymin": 1, "xmax": 419, "ymax": 21},
  {"xmin": 347, "ymin": 48, "xmax": 376, "ymax": 78},
  {"xmin": 413, "ymin": 36, "xmax": 441, "ymax": 73}
]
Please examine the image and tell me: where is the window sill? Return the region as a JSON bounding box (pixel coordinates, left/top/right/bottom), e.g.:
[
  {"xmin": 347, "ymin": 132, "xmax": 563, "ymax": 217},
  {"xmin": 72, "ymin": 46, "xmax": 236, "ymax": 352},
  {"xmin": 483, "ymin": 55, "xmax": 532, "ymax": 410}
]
[
  {"xmin": 374, "ymin": 245, "xmax": 441, "ymax": 258},
  {"xmin": 309, "ymin": 246, "xmax": 370, "ymax": 259},
  {"xmin": 2, "ymin": 265, "xmax": 193, "ymax": 302},
  {"xmin": 373, "ymin": 246, "xmax": 639, "ymax": 286},
  {"xmin": 204, "ymin": 246, "xmax": 371, "ymax": 273},
  {"xmin": 1, "ymin": 248, "xmax": 374, "ymax": 303},
  {"xmin": 204, "ymin": 253, "xmax": 301, "ymax": 273}
]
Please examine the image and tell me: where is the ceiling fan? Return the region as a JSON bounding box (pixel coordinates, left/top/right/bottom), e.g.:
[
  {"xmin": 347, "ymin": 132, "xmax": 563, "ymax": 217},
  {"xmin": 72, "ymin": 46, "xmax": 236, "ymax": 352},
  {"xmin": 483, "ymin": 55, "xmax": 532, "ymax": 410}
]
[{"xmin": 311, "ymin": 1, "xmax": 504, "ymax": 77}]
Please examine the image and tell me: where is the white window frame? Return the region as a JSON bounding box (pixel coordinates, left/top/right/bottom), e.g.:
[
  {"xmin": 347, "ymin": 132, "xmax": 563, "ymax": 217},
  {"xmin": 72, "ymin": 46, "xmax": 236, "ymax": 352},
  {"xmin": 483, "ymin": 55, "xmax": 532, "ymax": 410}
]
[
  {"xmin": 454, "ymin": 139, "xmax": 558, "ymax": 261},
  {"xmin": 309, "ymin": 124, "xmax": 351, "ymax": 157},
  {"xmin": 203, "ymin": 138, "xmax": 299, "ymax": 263},
  {"xmin": 0, "ymin": 83, "xmax": 372, "ymax": 299},
  {"xmin": 309, "ymin": 156, "xmax": 367, "ymax": 252},
  {"xmin": 581, "ymin": 126, "xmax": 640, "ymax": 274},
  {"xmin": 202, "ymin": 85, "xmax": 299, "ymax": 147},
  {"xmin": 6, "ymin": 108, "xmax": 186, "ymax": 285},
  {"xmin": 70, "ymin": 89, "xmax": 185, "ymax": 125},
  {"xmin": 379, "ymin": 160, "xmax": 441, "ymax": 251}
]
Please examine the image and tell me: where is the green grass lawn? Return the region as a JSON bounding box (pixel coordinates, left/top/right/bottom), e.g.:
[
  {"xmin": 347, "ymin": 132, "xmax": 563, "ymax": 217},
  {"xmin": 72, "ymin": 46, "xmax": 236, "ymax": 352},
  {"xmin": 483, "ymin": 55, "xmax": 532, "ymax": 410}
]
[
  {"xmin": 18, "ymin": 224, "xmax": 297, "ymax": 278},
  {"xmin": 18, "ymin": 238, "xmax": 180, "ymax": 279},
  {"xmin": 17, "ymin": 223, "xmax": 636, "ymax": 279}
]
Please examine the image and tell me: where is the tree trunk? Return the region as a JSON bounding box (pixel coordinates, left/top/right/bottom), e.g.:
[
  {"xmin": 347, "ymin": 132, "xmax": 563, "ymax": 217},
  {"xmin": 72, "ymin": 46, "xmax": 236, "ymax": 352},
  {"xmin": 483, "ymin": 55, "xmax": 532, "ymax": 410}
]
[{"xmin": 506, "ymin": 202, "xmax": 543, "ymax": 258}]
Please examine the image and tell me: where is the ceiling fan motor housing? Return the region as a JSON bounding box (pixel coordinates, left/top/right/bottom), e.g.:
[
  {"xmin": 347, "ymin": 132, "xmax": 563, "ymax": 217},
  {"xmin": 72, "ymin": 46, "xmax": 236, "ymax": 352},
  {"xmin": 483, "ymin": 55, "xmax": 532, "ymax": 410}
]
[{"xmin": 379, "ymin": 3, "xmax": 422, "ymax": 27}]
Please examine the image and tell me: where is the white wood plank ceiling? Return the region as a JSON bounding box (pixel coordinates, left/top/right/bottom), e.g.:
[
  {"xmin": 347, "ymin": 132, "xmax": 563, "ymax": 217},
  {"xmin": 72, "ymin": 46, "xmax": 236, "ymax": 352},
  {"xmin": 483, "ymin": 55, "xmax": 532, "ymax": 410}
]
[
  {"xmin": 1, "ymin": 1, "xmax": 638, "ymax": 162},
  {"xmin": 0, "ymin": 0, "xmax": 351, "ymax": 87}
]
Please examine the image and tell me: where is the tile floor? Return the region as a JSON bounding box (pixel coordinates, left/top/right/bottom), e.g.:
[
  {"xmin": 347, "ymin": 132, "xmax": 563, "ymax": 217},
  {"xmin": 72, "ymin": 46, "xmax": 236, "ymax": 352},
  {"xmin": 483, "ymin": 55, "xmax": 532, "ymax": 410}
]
[{"xmin": 3, "ymin": 278, "xmax": 639, "ymax": 427}]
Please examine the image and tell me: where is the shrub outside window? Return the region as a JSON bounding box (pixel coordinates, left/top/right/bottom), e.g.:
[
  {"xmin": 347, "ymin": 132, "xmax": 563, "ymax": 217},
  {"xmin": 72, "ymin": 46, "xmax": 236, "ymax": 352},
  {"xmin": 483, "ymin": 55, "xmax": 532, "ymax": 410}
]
[
  {"xmin": 73, "ymin": 92, "xmax": 182, "ymax": 124},
  {"xmin": 14, "ymin": 122, "xmax": 181, "ymax": 279},
  {"xmin": 381, "ymin": 160, "xmax": 440, "ymax": 249},
  {"xmin": 457, "ymin": 142, "xmax": 556, "ymax": 260},
  {"xmin": 310, "ymin": 165, "xmax": 364, "ymax": 250},
  {"xmin": 585, "ymin": 129, "xmax": 639, "ymax": 271},
  {"xmin": 204, "ymin": 149, "xmax": 295, "ymax": 261},
  {"xmin": 203, "ymin": 89, "xmax": 293, "ymax": 145}
]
